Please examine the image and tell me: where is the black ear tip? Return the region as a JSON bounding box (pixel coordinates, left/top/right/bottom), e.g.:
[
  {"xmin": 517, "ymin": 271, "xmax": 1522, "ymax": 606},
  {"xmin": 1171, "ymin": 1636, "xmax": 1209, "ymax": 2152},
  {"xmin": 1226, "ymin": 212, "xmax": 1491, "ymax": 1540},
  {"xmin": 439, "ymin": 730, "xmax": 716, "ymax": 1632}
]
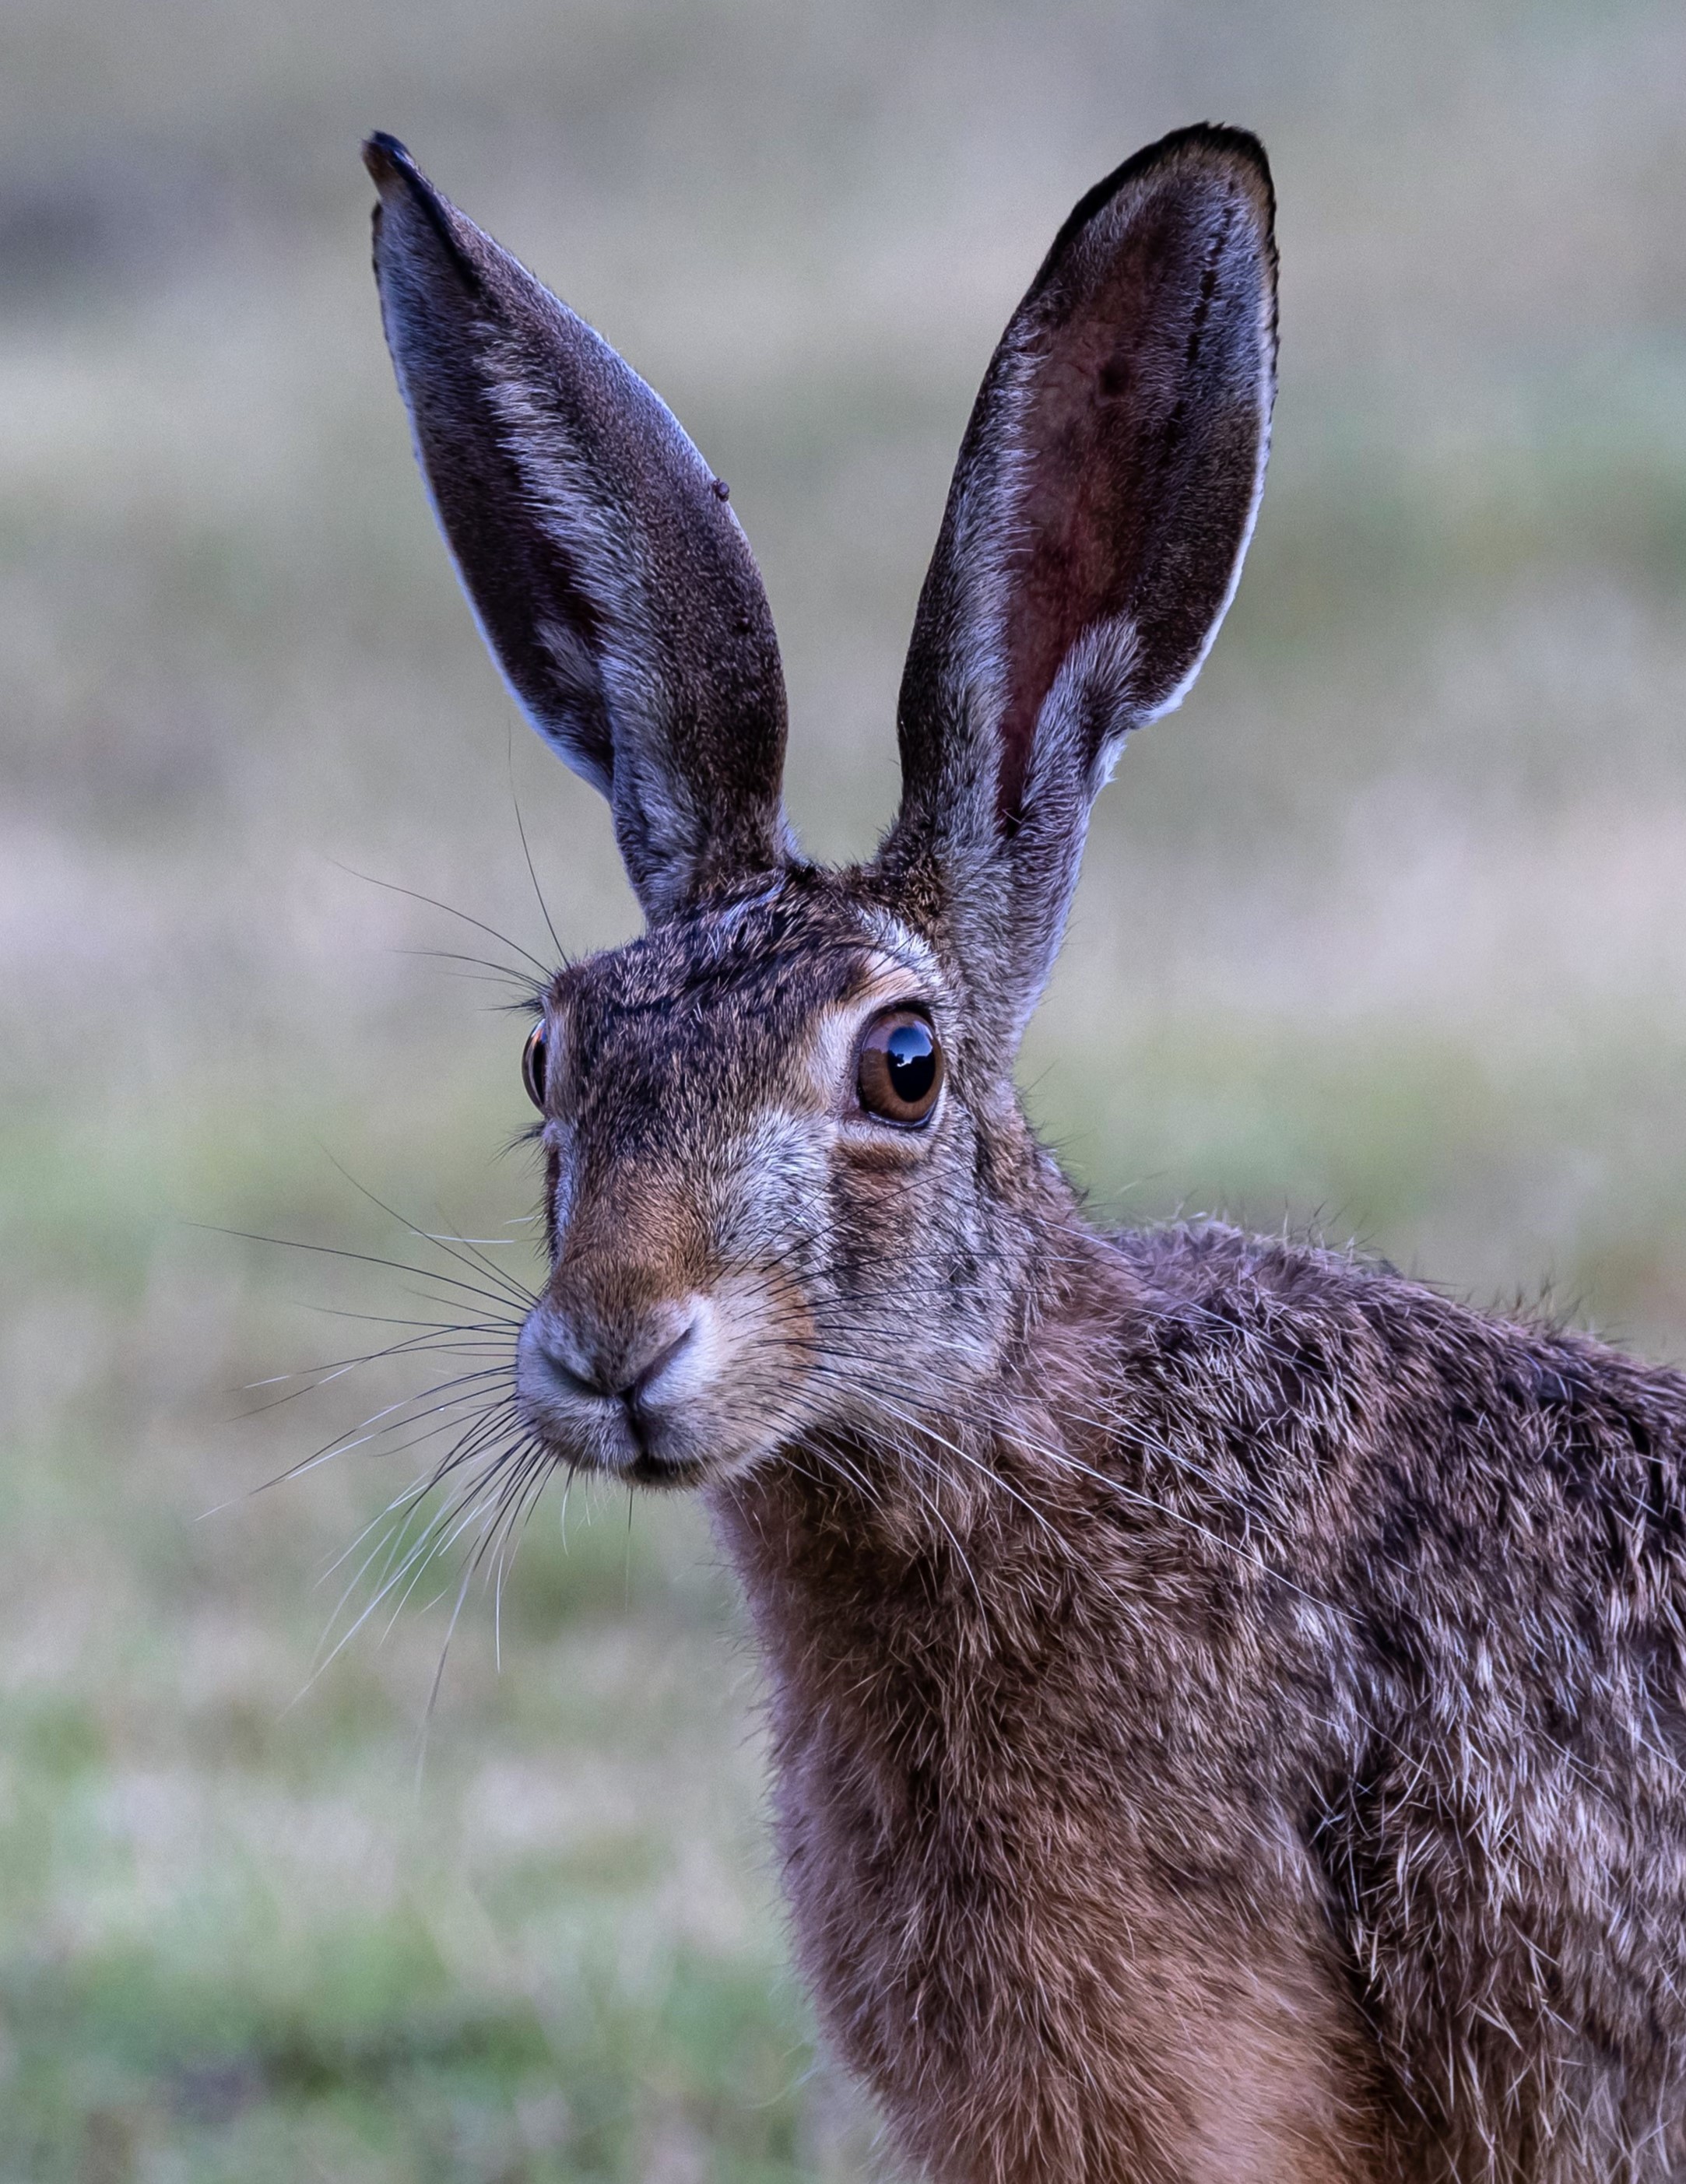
[
  {"xmin": 1052, "ymin": 122, "xmax": 1275, "ymax": 268},
  {"xmin": 1178, "ymin": 121, "xmax": 1275, "ymax": 214},
  {"xmin": 1176, "ymin": 121, "xmax": 1271, "ymax": 172},
  {"xmin": 362, "ymin": 134, "xmax": 483, "ymax": 290},
  {"xmin": 364, "ymin": 132, "xmax": 427, "ymax": 192},
  {"xmin": 1151, "ymin": 123, "xmax": 1275, "ymax": 237},
  {"xmin": 362, "ymin": 132, "xmax": 406, "ymax": 182}
]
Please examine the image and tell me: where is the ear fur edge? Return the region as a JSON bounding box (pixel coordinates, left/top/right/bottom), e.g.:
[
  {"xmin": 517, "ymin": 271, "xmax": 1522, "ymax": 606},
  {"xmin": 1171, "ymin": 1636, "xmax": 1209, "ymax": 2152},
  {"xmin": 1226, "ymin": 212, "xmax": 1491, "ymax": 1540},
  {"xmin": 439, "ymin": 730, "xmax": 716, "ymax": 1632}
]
[
  {"xmin": 362, "ymin": 133, "xmax": 796, "ymax": 922},
  {"xmin": 877, "ymin": 121, "xmax": 1279, "ymax": 1054}
]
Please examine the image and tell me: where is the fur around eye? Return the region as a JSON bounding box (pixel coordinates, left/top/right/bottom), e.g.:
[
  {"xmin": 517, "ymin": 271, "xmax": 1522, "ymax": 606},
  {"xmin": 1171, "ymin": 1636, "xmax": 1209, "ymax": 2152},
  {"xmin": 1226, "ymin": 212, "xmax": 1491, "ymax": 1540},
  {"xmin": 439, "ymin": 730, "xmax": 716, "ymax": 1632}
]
[{"xmin": 855, "ymin": 1009, "xmax": 943, "ymax": 1126}]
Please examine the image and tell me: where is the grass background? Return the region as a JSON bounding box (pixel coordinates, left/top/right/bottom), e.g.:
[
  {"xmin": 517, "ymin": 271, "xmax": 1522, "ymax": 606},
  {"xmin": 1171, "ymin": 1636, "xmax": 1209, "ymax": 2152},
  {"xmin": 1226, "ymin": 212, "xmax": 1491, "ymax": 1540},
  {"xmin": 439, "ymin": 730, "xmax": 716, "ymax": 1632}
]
[{"xmin": 2, "ymin": 1, "xmax": 1684, "ymax": 2175}]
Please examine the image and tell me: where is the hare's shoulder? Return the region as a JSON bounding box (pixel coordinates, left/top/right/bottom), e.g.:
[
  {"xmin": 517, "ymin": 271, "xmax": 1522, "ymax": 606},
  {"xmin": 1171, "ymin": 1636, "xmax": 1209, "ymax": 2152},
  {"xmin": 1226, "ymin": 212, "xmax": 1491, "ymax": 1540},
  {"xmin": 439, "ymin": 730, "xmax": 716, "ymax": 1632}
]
[
  {"xmin": 1096, "ymin": 1221, "xmax": 1686, "ymax": 1774},
  {"xmin": 1101, "ymin": 1216, "xmax": 1686, "ymax": 1461}
]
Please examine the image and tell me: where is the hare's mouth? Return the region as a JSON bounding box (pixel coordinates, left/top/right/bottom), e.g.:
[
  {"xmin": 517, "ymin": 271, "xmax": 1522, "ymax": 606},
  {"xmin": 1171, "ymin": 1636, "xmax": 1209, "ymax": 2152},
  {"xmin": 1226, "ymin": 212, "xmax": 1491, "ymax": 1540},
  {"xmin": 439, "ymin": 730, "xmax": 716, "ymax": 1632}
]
[
  {"xmin": 516, "ymin": 1395, "xmax": 782, "ymax": 1493},
  {"xmin": 513, "ymin": 1284, "xmax": 806, "ymax": 1489},
  {"xmin": 623, "ymin": 1448, "xmax": 714, "ymax": 1491}
]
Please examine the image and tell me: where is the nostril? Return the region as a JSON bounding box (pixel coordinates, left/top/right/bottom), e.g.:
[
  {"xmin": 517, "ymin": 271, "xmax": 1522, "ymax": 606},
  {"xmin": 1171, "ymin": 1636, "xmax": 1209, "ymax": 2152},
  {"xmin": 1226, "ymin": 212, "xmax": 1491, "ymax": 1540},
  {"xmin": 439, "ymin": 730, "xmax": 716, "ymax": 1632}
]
[
  {"xmin": 525, "ymin": 1301, "xmax": 698, "ymax": 1407},
  {"xmin": 528, "ymin": 1311, "xmax": 613, "ymax": 1399},
  {"xmin": 543, "ymin": 1349, "xmax": 611, "ymax": 1399},
  {"xmin": 627, "ymin": 1316, "xmax": 697, "ymax": 1406}
]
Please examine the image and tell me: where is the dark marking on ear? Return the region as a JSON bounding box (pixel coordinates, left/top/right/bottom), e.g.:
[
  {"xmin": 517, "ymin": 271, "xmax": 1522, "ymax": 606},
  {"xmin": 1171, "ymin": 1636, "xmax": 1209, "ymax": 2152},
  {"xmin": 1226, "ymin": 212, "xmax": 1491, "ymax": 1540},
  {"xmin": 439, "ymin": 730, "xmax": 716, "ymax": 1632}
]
[{"xmin": 364, "ymin": 132, "xmax": 483, "ymax": 294}]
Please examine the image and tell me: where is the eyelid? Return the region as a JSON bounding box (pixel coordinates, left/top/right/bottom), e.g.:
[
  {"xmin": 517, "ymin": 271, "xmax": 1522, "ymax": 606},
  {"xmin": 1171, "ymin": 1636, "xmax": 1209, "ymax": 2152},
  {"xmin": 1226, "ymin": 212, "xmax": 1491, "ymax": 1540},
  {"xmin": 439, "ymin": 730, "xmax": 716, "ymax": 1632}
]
[
  {"xmin": 858, "ymin": 990, "xmax": 938, "ymax": 1035},
  {"xmin": 803, "ymin": 973, "xmax": 949, "ymax": 1121}
]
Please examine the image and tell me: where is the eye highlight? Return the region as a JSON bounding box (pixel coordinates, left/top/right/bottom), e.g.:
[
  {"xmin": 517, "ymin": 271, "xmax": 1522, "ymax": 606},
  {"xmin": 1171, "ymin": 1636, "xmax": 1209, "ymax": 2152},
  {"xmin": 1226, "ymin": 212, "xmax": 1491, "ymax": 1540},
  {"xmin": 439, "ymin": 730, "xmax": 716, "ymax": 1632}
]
[
  {"xmin": 522, "ymin": 1020, "xmax": 548, "ymax": 1110},
  {"xmin": 855, "ymin": 1009, "xmax": 943, "ymax": 1128}
]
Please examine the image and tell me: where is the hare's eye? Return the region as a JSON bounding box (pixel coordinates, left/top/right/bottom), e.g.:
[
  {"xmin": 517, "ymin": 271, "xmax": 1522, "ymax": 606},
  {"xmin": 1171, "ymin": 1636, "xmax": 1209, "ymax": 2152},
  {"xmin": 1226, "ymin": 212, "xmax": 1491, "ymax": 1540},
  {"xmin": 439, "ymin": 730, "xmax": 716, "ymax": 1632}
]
[
  {"xmin": 856, "ymin": 1009, "xmax": 943, "ymax": 1128},
  {"xmin": 522, "ymin": 1021, "xmax": 548, "ymax": 1110}
]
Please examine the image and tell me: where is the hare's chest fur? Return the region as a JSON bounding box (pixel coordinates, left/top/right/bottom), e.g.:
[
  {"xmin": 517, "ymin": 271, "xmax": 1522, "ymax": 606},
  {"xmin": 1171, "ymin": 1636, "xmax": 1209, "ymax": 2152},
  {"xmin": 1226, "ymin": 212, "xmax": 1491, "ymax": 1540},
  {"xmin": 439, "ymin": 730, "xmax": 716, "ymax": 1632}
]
[
  {"xmin": 713, "ymin": 1465, "xmax": 1386, "ymax": 2184},
  {"xmin": 708, "ymin": 1233, "xmax": 1686, "ymax": 2182}
]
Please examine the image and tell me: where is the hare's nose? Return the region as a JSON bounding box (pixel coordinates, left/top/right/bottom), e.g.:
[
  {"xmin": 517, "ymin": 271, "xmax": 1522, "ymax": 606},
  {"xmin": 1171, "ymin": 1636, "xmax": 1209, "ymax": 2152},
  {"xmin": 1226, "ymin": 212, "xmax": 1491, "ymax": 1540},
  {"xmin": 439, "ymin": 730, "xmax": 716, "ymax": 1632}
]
[{"xmin": 523, "ymin": 1296, "xmax": 698, "ymax": 1408}]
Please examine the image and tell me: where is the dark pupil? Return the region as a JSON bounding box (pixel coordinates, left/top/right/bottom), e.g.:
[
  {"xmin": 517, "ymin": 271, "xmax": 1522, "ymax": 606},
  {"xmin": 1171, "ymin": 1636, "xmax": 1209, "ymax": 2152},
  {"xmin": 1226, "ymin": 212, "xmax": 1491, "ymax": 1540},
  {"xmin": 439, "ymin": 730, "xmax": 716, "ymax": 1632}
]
[{"xmin": 885, "ymin": 1020, "xmax": 936, "ymax": 1102}]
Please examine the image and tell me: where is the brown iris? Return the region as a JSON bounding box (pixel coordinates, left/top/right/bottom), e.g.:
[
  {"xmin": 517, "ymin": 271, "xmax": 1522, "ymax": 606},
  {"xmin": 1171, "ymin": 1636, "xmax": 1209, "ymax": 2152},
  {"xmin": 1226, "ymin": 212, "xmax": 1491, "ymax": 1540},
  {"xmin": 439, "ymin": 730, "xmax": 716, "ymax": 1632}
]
[
  {"xmin": 856, "ymin": 1009, "xmax": 944, "ymax": 1127},
  {"xmin": 522, "ymin": 1020, "xmax": 548, "ymax": 1109}
]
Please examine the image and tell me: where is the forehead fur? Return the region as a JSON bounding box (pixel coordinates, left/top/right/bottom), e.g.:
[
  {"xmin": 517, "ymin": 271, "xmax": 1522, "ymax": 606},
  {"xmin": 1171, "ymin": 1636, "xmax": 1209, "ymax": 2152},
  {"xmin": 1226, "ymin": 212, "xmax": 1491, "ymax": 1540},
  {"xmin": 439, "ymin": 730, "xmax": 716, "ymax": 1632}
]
[{"xmin": 547, "ymin": 872, "xmax": 936, "ymax": 1123}]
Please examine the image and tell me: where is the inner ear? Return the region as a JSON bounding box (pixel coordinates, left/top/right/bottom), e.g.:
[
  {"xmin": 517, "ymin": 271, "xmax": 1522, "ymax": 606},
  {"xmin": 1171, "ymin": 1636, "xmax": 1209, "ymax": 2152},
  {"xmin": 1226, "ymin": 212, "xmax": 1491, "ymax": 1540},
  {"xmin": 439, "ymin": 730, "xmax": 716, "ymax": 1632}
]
[
  {"xmin": 877, "ymin": 127, "xmax": 1276, "ymax": 1060},
  {"xmin": 995, "ymin": 169, "xmax": 1271, "ymax": 820}
]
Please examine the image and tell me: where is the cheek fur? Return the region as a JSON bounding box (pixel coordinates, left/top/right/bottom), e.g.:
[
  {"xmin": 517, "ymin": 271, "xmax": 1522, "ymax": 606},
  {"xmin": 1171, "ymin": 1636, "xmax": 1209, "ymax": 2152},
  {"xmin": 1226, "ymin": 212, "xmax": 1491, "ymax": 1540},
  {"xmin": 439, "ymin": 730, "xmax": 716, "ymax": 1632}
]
[
  {"xmin": 708, "ymin": 1111, "xmax": 834, "ymax": 1271},
  {"xmin": 543, "ymin": 1123, "xmax": 580, "ymax": 1259}
]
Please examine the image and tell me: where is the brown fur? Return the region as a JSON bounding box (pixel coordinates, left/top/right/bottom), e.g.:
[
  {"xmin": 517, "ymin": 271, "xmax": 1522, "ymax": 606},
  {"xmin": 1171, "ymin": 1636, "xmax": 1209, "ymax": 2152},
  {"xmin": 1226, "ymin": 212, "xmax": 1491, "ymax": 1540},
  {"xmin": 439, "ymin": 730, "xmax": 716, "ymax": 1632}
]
[{"xmin": 364, "ymin": 126, "xmax": 1686, "ymax": 2180}]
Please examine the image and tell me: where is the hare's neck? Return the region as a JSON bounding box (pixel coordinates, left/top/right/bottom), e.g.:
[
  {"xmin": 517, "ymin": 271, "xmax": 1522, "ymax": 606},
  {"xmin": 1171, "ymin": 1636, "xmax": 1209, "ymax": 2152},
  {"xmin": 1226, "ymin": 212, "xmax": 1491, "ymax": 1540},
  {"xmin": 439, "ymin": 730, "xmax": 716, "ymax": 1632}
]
[
  {"xmin": 706, "ymin": 1227, "xmax": 1129, "ymax": 1754},
  {"xmin": 706, "ymin": 1239, "xmax": 1383, "ymax": 2184},
  {"xmin": 707, "ymin": 1425, "xmax": 1056, "ymax": 1823}
]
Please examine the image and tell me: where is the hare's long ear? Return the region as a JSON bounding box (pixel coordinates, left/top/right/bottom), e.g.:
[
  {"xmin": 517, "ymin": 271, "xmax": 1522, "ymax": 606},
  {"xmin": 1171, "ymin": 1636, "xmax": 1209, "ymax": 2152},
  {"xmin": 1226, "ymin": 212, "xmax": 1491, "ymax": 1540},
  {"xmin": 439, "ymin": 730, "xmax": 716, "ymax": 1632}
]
[
  {"xmin": 364, "ymin": 135, "xmax": 792, "ymax": 922},
  {"xmin": 877, "ymin": 125, "xmax": 1277, "ymax": 1050}
]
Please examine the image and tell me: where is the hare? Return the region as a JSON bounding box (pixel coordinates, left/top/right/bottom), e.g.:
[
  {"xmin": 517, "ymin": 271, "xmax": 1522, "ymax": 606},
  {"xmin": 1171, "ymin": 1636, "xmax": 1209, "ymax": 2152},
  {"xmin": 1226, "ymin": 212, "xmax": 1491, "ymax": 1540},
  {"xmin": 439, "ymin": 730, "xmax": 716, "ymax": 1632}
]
[{"xmin": 363, "ymin": 125, "xmax": 1686, "ymax": 2182}]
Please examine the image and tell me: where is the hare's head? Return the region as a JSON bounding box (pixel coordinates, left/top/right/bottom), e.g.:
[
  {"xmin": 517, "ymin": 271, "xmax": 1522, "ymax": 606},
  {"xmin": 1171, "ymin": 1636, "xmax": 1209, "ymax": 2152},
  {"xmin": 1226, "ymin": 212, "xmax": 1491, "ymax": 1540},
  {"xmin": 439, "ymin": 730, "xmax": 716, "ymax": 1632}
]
[{"xmin": 365, "ymin": 125, "xmax": 1277, "ymax": 1488}]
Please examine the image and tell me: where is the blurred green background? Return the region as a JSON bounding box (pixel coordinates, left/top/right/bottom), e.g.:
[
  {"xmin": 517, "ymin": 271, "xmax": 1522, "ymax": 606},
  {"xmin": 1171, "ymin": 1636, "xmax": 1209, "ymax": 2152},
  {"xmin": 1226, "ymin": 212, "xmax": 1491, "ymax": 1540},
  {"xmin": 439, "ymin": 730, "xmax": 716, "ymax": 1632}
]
[{"xmin": 3, "ymin": 2, "xmax": 1684, "ymax": 2176}]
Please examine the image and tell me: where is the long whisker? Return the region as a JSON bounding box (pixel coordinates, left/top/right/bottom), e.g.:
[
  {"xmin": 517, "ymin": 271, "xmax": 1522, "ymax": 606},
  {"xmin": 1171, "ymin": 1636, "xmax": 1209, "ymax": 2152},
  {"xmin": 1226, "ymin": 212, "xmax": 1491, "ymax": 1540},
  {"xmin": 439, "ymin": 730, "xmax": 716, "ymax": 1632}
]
[
  {"xmin": 304, "ymin": 1403, "xmax": 529, "ymax": 1688},
  {"xmin": 236, "ymin": 1328, "xmax": 511, "ymax": 1411},
  {"xmin": 508, "ymin": 738, "xmax": 566, "ymax": 965},
  {"xmin": 325, "ymin": 858, "xmax": 553, "ymax": 979},
  {"xmin": 191, "ymin": 1223, "xmax": 533, "ymax": 1321},
  {"xmin": 392, "ymin": 946, "xmax": 549, "ymax": 1002},
  {"xmin": 261, "ymin": 1367, "xmax": 517, "ymax": 1491},
  {"xmin": 318, "ymin": 1154, "xmax": 538, "ymax": 1315}
]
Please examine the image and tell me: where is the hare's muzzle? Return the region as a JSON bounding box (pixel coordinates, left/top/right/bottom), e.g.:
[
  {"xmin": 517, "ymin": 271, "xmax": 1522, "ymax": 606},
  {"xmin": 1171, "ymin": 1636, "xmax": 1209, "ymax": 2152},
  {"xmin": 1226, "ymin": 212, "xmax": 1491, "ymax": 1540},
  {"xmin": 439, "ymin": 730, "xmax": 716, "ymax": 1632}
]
[{"xmin": 515, "ymin": 1282, "xmax": 721, "ymax": 1482}]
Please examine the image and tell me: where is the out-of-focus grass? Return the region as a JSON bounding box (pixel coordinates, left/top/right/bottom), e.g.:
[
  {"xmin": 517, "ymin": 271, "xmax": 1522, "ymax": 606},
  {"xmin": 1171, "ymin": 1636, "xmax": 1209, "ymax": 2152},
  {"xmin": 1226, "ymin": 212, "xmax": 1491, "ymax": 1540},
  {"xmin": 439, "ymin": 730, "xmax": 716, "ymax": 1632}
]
[
  {"xmin": 1, "ymin": 1097, "xmax": 865, "ymax": 2180},
  {"xmin": 2, "ymin": 0, "xmax": 1684, "ymax": 2175}
]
